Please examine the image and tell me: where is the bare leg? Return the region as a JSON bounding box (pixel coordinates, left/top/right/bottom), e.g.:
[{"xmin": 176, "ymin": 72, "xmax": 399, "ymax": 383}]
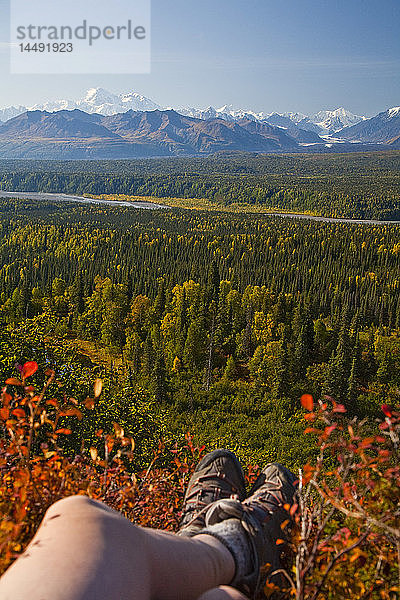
[
  {"xmin": 197, "ymin": 587, "xmax": 249, "ymax": 600},
  {"xmin": 0, "ymin": 495, "xmax": 237, "ymax": 600}
]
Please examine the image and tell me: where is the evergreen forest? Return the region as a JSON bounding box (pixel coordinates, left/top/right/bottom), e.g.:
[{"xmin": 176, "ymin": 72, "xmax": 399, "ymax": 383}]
[
  {"xmin": 1, "ymin": 150, "xmax": 400, "ymax": 219},
  {"xmin": 1, "ymin": 191, "xmax": 400, "ymax": 467}
]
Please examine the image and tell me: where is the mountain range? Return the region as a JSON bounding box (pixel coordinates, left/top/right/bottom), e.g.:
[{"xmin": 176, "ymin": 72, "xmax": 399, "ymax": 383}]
[
  {"xmin": 331, "ymin": 107, "xmax": 400, "ymax": 147},
  {"xmin": 0, "ymin": 109, "xmax": 308, "ymax": 158},
  {"xmin": 0, "ymin": 89, "xmax": 160, "ymax": 123},
  {"xmin": 0, "ymin": 87, "xmax": 366, "ymax": 135},
  {"xmin": 0, "ymin": 88, "xmax": 398, "ymax": 159}
]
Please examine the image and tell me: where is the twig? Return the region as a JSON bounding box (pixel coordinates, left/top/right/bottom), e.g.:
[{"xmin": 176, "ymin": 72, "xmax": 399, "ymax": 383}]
[{"xmin": 309, "ymin": 532, "xmax": 369, "ymax": 600}]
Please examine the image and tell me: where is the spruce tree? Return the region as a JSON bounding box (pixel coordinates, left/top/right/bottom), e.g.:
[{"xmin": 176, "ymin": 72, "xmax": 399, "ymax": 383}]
[
  {"xmin": 207, "ymin": 260, "xmax": 220, "ymax": 303},
  {"xmin": 71, "ymin": 273, "xmax": 85, "ymax": 315},
  {"xmin": 324, "ymin": 323, "xmax": 352, "ymax": 402},
  {"xmin": 153, "ymin": 278, "xmax": 166, "ymax": 319},
  {"xmin": 347, "ymin": 335, "xmax": 362, "ymax": 411},
  {"xmin": 175, "ymin": 290, "xmax": 187, "ymax": 358},
  {"xmin": 294, "ymin": 307, "xmax": 314, "ymax": 379},
  {"xmin": 152, "ymin": 355, "xmax": 168, "ymax": 404},
  {"xmin": 273, "ymin": 339, "xmax": 290, "ymax": 400},
  {"xmin": 223, "ymin": 355, "xmax": 237, "ymax": 381},
  {"xmin": 142, "ymin": 334, "xmax": 155, "ymax": 376},
  {"xmin": 183, "ymin": 319, "xmax": 207, "ymax": 370}
]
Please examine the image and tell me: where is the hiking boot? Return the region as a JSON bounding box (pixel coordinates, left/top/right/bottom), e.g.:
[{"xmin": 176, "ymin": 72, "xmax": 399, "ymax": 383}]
[
  {"xmin": 177, "ymin": 449, "xmax": 246, "ymax": 537},
  {"xmin": 245, "ymin": 461, "xmax": 299, "ymax": 542},
  {"xmin": 201, "ymin": 463, "xmax": 298, "ymax": 597}
]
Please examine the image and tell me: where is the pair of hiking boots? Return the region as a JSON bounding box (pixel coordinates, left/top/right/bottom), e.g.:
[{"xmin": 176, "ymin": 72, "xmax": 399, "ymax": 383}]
[{"xmin": 178, "ymin": 450, "xmax": 298, "ymax": 599}]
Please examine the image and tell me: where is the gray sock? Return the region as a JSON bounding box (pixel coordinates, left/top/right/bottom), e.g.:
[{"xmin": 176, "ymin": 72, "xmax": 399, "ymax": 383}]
[{"xmin": 199, "ymin": 518, "xmax": 254, "ymax": 587}]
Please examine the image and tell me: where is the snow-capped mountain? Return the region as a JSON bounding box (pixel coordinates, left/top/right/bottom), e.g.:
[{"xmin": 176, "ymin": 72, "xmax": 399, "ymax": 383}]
[
  {"xmin": 388, "ymin": 106, "xmax": 400, "ymax": 118},
  {"xmin": 178, "ymin": 106, "xmax": 233, "ymax": 121},
  {"xmin": 312, "ymin": 108, "xmax": 366, "ymax": 134},
  {"xmin": 175, "ymin": 105, "xmax": 365, "ymax": 135},
  {"xmin": 335, "ymin": 106, "xmax": 400, "ymax": 144},
  {"xmin": 0, "ymin": 87, "xmax": 383, "ymax": 142},
  {"xmin": 0, "ymin": 105, "xmax": 27, "ymax": 122},
  {"xmin": 266, "ymin": 112, "xmax": 322, "ymax": 134},
  {"xmin": 178, "ymin": 105, "xmax": 271, "ymax": 123},
  {"xmin": 0, "ymin": 88, "xmax": 161, "ymax": 121},
  {"xmin": 32, "ymin": 88, "xmax": 162, "ymax": 116},
  {"xmin": 262, "ymin": 108, "xmax": 365, "ymax": 135}
]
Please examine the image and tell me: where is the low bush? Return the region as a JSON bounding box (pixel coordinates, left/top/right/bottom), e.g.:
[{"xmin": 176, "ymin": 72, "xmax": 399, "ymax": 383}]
[{"xmin": 0, "ymin": 365, "xmax": 399, "ymax": 599}]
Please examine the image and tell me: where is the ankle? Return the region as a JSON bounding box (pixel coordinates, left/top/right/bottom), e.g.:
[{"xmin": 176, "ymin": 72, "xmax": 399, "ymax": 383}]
[
  {"xmin": 196, "ymin": 518, "xmax": 256, "ymax": 596},
  {"xmin": 194, "ymin": 533, "xmax": 236, "ymax": 585}
]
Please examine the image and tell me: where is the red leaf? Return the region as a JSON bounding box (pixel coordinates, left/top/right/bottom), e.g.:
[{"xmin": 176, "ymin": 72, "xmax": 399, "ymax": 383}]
[
  {"xmin": 5, "ymin": 378, "xmax": 22, "ymax": 386},
  {"xmin": 0, "ymin": 407, "xmax": 9, "ymax": 420},
  {"xmin": 375, "ymin": 435, "xmax": 386, "ymax": 443},
  {"xmin": 359, "ymin": 438, "xmax": 374, "ymax": 449},
  {"xmin": 300, "ymin": 394, "xmax": 314, "ymax": 411},
  {"xmin": 46, "ymin": 399, "xmax": 60, "ymax": 408},
  {"xmin": 302, "ymin": 464, "xmax": 314, "ymax": 485},
  {"xmin": 324, "ymin": 425, "xmax": 337, "ymax": 437},
  {"xmin": 382, "ymin": 404, "xmax": 393, "ymax": 418},
  {"xmin": 1, "ymin": 394, "xmax": 12, "ymax": 409},
  {"xmin": 12, "ymin": 408, "xmax": 26, "ymax": 418},
  {"xmin": 55, "ymin": 428, "xmax": 72, "ymax": 435},
  {"xmin": 304, "ymin": 412, "xmax": 316, "ymax": 421},
  {"xmin": 60, "ymin": 408, "xmax": 83, "ymax": 420},
  {"xmin": 22, "ymin": 361, "xmax": 38, "ymax": 379},
  {"xmin": 84, "ymin": 397, "xmax": 95, "ymax": 410},
  {"xmin": 379, "ymin": 449, "xmax": 391, "ymax": 458}
]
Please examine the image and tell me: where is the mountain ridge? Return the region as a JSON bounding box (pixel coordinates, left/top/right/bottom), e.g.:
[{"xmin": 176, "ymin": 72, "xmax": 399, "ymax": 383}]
[
  {"xmin": 0, "ymin": 92, "xmax": 398, "ymax": 158},
  {"xmin": 334, "ymin": 107, "xmax": 400, "ymax": 144},
  {"xmin": 0, "ymin": 108, "xmax": 306, "ymax": 159},
  {"xmin": 0, "ymin": 87, "xmax": 367, "ymax": 135}
]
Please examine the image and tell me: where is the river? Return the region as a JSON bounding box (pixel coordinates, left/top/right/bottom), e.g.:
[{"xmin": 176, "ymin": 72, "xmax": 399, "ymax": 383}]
[
  {"xmin": 0, "ymin": 191, "xmax": 167, "ymax": 210},
  {"xmin": 1, "ymin": 190, "xmax": 399, "ymax": 226}
]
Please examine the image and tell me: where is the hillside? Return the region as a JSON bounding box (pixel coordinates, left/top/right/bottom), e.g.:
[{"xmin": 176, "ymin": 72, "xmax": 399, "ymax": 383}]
[
  {"xmin": 0, "ymin": 109, "xmax": 303, "ymax": 158},
  {"xmin": 0, "ymin": 194, "xmax": 399, "ymax": 597},
  {"xmin": 337, "ymin": 107, "xmax": 400, "ymax": 143},
  {"xmin": 0, "ymin": 106, "xmax": 396, "ymax": 159}
]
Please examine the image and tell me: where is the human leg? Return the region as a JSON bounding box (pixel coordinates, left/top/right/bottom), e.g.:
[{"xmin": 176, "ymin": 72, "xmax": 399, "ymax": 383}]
[
  {"xmin": 197, "ymin": 586, "xmax": 249, "ymax": 600},
  {"xmin": 0, "ymin": 455, "xmax": 297, "ymax": 600},
  {"xmin": 0, "ymin": 495, "xmax": 236, "ymax": 600}
]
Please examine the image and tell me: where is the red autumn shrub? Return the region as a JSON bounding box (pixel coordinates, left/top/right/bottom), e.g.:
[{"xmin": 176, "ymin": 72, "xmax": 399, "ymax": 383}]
[
  {"xmin": 1, "ymin": 365, "xmax": 399, "ymax": 599},
  {"xmin": 278, "ymin": 396, "xmax": 400, "ymax": 600},
  {"xmin": 0, "ymin": 364, "xmax": 203, "ymax": 573}
]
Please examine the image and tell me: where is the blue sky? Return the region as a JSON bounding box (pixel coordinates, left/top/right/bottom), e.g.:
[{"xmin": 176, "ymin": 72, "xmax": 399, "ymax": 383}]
[{"xmin": 0, "ymin": 0, "xmax": 399, "ymax": 116}]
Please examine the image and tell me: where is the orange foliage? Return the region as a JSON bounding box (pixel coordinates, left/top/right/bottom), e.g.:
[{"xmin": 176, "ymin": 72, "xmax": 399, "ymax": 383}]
[
  {"xmin": 287, "ymin": 397, "xmax": 400, "ymax": 600},
  {"xmin": 1, "ymin": 365, "xmax": 399, "ymax": 599},
  {"xmin": 0, "ymin": 366, "xmax": 200, "ymax": 574}
]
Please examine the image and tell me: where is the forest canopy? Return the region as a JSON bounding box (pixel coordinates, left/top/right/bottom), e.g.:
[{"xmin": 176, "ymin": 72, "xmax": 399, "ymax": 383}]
[
  {"xmin": 1, "ymin": 197, "xmax": 400, "ymax": 466},
  {"xmin": 1, "ymin": 150, "xmax": 400, "ymax": 219}
]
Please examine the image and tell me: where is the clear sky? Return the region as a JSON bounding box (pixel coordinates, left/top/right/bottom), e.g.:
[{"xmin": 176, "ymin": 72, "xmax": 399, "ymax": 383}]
[{"xmin": 0, "ymin": 0, "xmax": 399, "ymax": 116}]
